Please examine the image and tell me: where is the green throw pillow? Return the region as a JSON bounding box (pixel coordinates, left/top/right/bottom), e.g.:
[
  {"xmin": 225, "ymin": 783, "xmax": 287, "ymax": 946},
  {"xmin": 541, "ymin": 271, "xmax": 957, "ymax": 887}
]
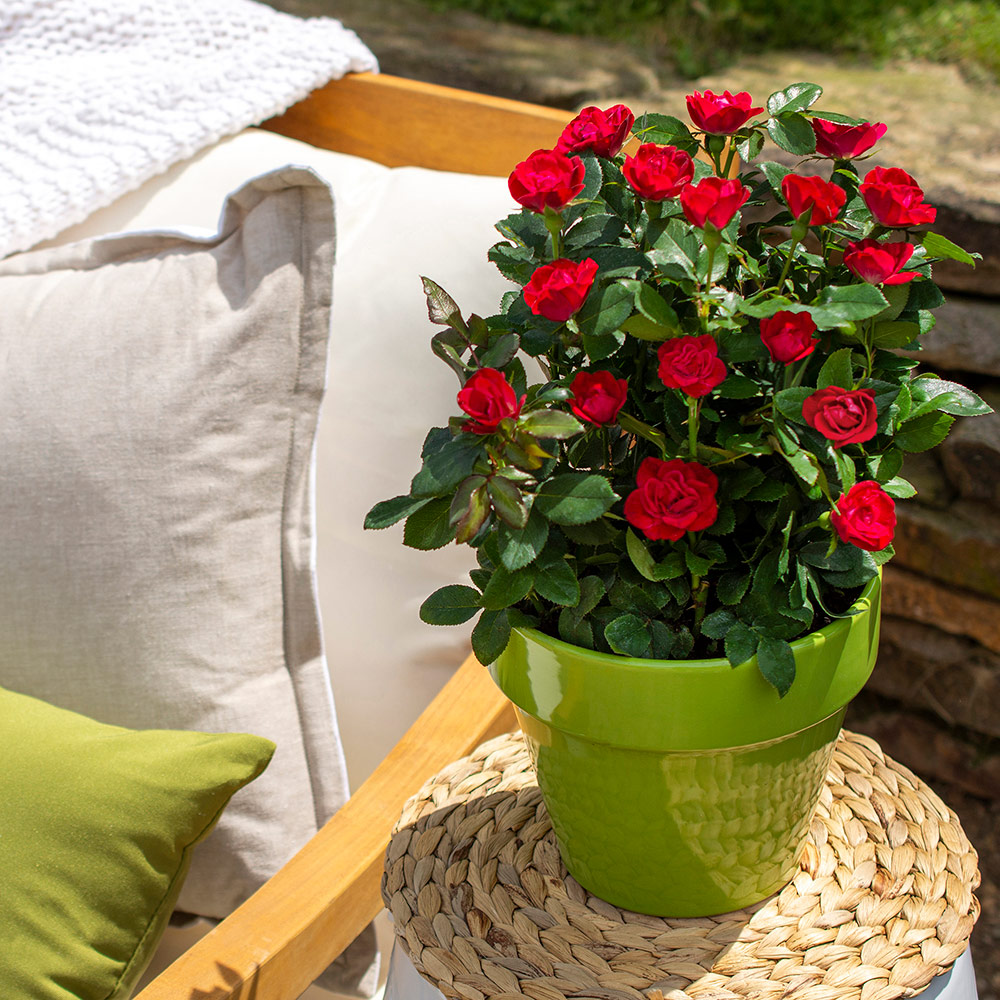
[{"xmin": 0, "ymin": 686, "xmax": 275, "ymax": 1000}]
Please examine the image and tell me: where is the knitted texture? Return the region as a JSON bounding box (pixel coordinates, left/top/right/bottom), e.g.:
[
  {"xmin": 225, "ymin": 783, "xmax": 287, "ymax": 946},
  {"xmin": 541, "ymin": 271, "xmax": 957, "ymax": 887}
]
[{"xmin": 0, "ymin": 0, "xmax": 378, "ymax": 256}]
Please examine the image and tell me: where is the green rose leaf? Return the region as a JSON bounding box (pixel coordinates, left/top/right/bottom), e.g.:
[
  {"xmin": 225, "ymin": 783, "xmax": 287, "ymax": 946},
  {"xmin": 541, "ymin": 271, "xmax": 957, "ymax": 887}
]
[
  {"xmin": 817, "ymin": 347, "xmax": 854, "ymax": 390},
  {"xmin": 576, "ymin": 282, "xmax": 634, "ymax": 340},
  {"xmin": 421, "ymin": 277, "xmax": 467, "ymax": 331},
  {"xmin": 882, "ymin": 476, "xmax": 917, "ymax": 498},
  {"xmin": 871, "ymin": 321, "xmax": 921, "ymax": 350},
  {"xmin": 700, "ymin": 608, "xmax": 737, "ymax": 640},
  {"xmin": 410, "ymin": 434, "xmax": 485, "ymax": 498},
  {"xmin": 756, "ymin": 635, "xmax": 797, "ymax": 696},
  {"xmin": 767, "ymin": 113, "xmax": 817, "ymax": 155},
  {"xmin": 632, "ymin": 112, "xmax": 699, "ymax": 154},
  {"xmin": 759, "ymin": 160, "xmax": 793, "ymax": 197},
  {"xmin": 497, "ymin": 507, "xmax": 549, "ymax": 570},
  {"xmin": 534, "ymin": 554, "xmax": 581, "ymax": 606},
  {"xmin": 809, "ymin": 284, "xmax": 888, "ymax": 328},
  {"xmin": 534, "ymin": 473, "xmax": 619, "ymax": 525},
  {"xmin": 736, "ymin": 130, "xmax": 765, "ymax": 162},
  {"xmin": 472, "ymin": 608, "xmax": 512, "ymax": 665},
  {"xmin": 768, "ymin": 82, "xmax": 823, "ymax": 116},
  {"xmin": 419, "ymin": 585, "xmax": 482, "ymax": 626},
  {"xmin": 480, "ymin": 564, "xmax": 535, "ymax": 610},
  {"xmin": 773, "ymin": 387, "xmax": 815, "ymax": 422},
  {"xmin": 487, "ymin": 243, "xmax": 537, "ymax": 284},
  {"xmin": 520, "ymin": 409, "xmax": 585, "ymax": 440},
  {"xmin": 364, "ymin": 494, "xmax": 430, "ymax": 530},
  {"xmin": 621, "ymin": 313, "xmax": 675, "ymax": 342},
  {"xmin": 478, "ymin": 332, "xmax": 521, "ymax": 369},
  {"xmin": 920, "ymin": 231, "xmax": 979, "ymax": 266},
  {"xmin": 635, "ymin": 282, "xmax": 680, "ymax": 328},
  {"xmin": 487, "ymin": 476, "xmax": 529, "ymax": 529},
  {"xmin": 724, "ymin": 621, "xmax": 758, "ymax": 668},
  {"xmin": 717, "ymin": 375, "xmax": 762, "ymax": 399},
  {"xmin": 910, "ymin": 378, "xmax": 993, "ymax": 417},
  {"xmin": 605, "ymin": 614, "xmax": 652, "ymax": 658},
  {"xmin": 403, "ymin": 498, "xmax": 456, "ymax": 550},
  {"xmin": 895, "ymin": 411, "xmax": 956, "ymax": 452},
  {"xmin": 717, "ymin": 569, "xmax": 752, "ymax": 605},
  {"xmin": 449, "ymin": 475, "xmax": 490, "ymax": 543}
]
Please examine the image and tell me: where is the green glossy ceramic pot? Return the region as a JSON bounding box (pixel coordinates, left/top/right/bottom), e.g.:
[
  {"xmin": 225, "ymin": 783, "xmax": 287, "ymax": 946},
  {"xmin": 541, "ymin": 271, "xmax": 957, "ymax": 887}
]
[{"xmin": 488, "ymin": 573, "xmax": 881, "ymax": 917}]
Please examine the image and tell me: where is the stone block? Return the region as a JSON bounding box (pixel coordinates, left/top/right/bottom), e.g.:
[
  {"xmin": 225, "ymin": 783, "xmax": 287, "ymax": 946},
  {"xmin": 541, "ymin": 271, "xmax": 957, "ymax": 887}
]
[
  {"xmin": 869, "ymin": 615, "xmax": 1000, "ymax": 738},
  {"xmin": 883, "ymin": 565, "xmax": 1000, "ymax": 655},
  {"xmin": 938, "ymin": 386, "xmax": 1000, "ymax": 503},
  {"xmin": 894, "ymin": 499, "xmax": 1000, "ymax": 600},
  {"xmin": 847, "ymin": 699, "xmax": 1000, "ymax": 800}
]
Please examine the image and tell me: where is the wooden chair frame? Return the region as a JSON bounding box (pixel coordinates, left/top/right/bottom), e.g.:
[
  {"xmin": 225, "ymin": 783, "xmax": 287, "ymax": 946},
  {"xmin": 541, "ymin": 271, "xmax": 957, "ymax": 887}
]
[{"xmin": 135, "ymin": 73, "xmax": 571, "ymax": 1000}]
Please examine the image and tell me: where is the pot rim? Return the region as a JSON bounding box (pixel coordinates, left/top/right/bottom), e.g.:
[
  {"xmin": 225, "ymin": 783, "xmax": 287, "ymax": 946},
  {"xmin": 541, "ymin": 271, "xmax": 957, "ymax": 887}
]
[{"xmin": 489, "ymin": 573, "xmax": 882, "ymax": 751}]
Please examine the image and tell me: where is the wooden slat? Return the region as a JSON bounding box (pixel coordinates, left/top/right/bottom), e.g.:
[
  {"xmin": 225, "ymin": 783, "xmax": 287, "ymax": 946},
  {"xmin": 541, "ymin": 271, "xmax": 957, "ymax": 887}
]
[
  {"xmin": 135, "ymin": 654, "xmax": 515, "ymax": 1000},
  {"xmin": 263, "ymin": 72, "xmax": 571, "ymax": 176}
]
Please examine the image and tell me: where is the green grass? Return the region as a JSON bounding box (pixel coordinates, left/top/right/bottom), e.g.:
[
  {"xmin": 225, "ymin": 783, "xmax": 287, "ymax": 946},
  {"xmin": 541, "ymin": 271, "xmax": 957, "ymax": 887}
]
[{"xmin": 421, "ymin": 0, "xmax": 1000, "ymax": 81}]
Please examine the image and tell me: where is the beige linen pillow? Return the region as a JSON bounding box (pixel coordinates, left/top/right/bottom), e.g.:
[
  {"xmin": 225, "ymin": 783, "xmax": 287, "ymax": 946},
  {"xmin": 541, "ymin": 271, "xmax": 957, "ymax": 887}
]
[
  {"xmin": 49, "ymin": 129, "xmax": 516, "ymax": 789},
  {"xmin": 0, "ymin": 167, "xmax": 373, "ymax": 993}
]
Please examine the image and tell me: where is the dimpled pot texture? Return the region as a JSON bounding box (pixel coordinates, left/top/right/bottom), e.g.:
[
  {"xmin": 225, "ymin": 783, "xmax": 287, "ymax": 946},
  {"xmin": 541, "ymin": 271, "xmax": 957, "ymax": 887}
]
[{"xmin": 488, "ymin": 574, "xmax": 882, "ymax": 917}]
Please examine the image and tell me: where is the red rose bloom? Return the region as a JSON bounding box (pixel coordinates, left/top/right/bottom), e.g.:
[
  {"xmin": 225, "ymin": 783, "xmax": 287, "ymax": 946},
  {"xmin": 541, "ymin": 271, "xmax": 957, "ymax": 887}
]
[
  {"xmin": 803, "ymin": 386, "xmax": 878, "ymax": 448},
  {"xmin": 622, "ymin": 143, "xmax": 694, "ymax": 201},
  {"xmin": 843, "ymin": 238, "xmax": 917, "ymax": 286},
  {"xmin": 557, "ymin": 104, "xmax": 635, "ymax": 158},
  {"xmin": 811, "ymin": 119, "xmax": 887, "ymax": 159},
  {"xmin": 568, "ymin": 370, "xmax": 628, "ymax": 425},
  {"xmin": 680, "ymin": 176, "xmax": 751, "ymax": 230},
  {"xmin": 457, "ymin": 368, "xmax": 524, "ymax": 434},
  {"xmin": 625, "ymin": 457, "xmax": 719, "ymax": 541},
  {"xmin": 508, "ymin": 148, "xmax": 586, "ymax": 214},
  {"xmin": 523, "ymin": 257, "xmax": 599, "ymax": 322},
  {"xmin": 657, "ymin": 335, "xmax": 727, "ymax": 398},
  {"xmin": 759, "ymin": 311, "xmax": 819, "ymax": 365},
  {"xmin": 860, "ymin": 166, "xmax": 937, "ymax": 227},
  {"xmin": 831, "ymin": 480, "xmax": 896, "ymax": 551},
  {"xmin": 781, "ymin": 174, "xmax": 846, "ymax": 226},
  {"xmin": 686, "ymin": 90, "xmax": 764, "ymax": 134}
]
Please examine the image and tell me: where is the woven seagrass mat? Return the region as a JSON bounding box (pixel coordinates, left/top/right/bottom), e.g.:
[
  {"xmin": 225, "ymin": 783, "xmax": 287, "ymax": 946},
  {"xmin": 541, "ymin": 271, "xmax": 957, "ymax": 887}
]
[{"xmin": 382, "ymin": 730, "xmax": 981, "ymax": 1000}]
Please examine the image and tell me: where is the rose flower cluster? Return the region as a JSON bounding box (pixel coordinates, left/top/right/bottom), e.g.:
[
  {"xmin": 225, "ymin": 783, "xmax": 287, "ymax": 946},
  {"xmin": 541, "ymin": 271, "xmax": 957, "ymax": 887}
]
[{"xmin": 368, "ymin": 83, "xmax": 988, "ymax": 693}]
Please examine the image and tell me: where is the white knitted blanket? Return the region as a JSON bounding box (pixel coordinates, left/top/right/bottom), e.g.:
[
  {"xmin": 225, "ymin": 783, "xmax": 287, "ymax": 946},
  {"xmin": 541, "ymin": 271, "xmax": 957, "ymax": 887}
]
[{"xmin": 0, "ymin": 0, "xmax": 378, "ymax": 257}]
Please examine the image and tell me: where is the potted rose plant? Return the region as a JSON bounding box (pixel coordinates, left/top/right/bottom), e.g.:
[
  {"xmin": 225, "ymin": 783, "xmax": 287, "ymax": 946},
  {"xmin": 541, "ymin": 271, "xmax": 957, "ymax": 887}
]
[{"xmin": 366, "ymin": 83, "xmax": 989, "ymax": 916}]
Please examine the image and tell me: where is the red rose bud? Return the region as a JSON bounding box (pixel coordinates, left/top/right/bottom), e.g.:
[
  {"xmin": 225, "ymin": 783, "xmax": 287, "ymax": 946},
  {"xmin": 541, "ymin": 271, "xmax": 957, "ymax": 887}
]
[
  {"xmin": 625, "ymin": 457, "xmax": 719, "ymax": 541},
  {"xmin": 831, "ymin": 480, "xmax": 896, "ymax": 551},
  {"xmin": 523, "ymin": 257, "xmax": 599, "ymax": 322},
  {"xmin": 657, "ymin": 334, "xmax": 727, "ymax": 398},
  {"xmin": 781, "ymin": 174, "xmax": 846, "ymax": 226},
  {"xmin": 803, "ymin": 386, "xmax": 878, "ymax": 448},
  {"xmin": 680, "ymin": 176, "xmax": 751, "ymax": 230},
  {"xmin": 568, "ymin": 370, "xmax": 628, "ymax": 425},
  {"xmin": 622, "ymin": 143, "xmax": 694, "ymax": 201},
  {"xmin": 759, "ymin": 311, "xmax": 819, "ymax": 365},
  {"xmin": 557, "ymin": 104, "xmax": 635, "ymax": 158},
  {"xmin": 811, "ymin": 119, "xmax": 887, "ymax": 159},
  {"xmin": 843, "ymin": 238, "xmax": 917, "ymax": 286},
  {"xmin": 860, "ymin": 166, "xmax": 936, "ymax": 227},
  {"xmin": 685, "ymin": 89, "xmax": 764, "ymax": 134},
  {"xmin": 457, "ymin": 368, "xmax": 524, "ymax": 434},
  {"xmin": 508, "ymin": 148, "xmax": 586, "ymax": 214}
]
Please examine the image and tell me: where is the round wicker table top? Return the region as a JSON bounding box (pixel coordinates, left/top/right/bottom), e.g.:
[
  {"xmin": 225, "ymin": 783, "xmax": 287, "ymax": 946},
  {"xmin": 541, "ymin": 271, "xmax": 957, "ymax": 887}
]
[{"xmin": 382, "ymin": 730, "xmax": 980, "ymax": 1000}]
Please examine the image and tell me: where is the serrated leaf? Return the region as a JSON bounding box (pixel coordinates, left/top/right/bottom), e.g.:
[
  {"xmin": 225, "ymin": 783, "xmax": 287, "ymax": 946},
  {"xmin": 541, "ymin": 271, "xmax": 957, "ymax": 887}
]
[
  {"xmin": 364, "ymin": 495, "xmax": 430, "ymax": 530},
  {"xmin": 410, "ymin": 434, "xmax": 485, "ymax": 498},
  {"xmin": 717, "ymin": 374, "xmax": 762, "ymax": 399},
  {"xmin": 882, "ymin": 476, "xmax": 917, "ymax": 498},
  {"xmin": 872, "ymin": 320, "xmax": 921, "ymax": 349},
  {"xmin": 421, "ymin": 277, "xmax": 467, "ymax": 331},
  {"xmin": 921, "ymin": 231, "xmax": 978, "ymax": 266},
  {"xmin": 701, "ymin": 608, "xmax": 737, "ymax": 640},
  {"xmin": 895, "ymin": 411, "xmax": 955, "ymax": 452},
  {"xmin": 534, "ymin": 473, "xmax": 618, "ymax": 525},
  {"xmin": 431, "ymin": 328, "xmax": 472, "ymax": 379},
  {"xmin": 626, "ymin": 528, "xmax": 658, "ymax": 582},
  {"xmin": 487, "ymin": 476, "xmax": 529, "ymax": 529},
  {"xmin": 497, "ymin": 507, "xmax": 549, "ymax": 570},
  {"xmin": 717, "ymin": 569, "xmax": 752, "ymax": 605},
  {"xmin": 479, "ymin": 332, "xmax": 521, "ymax": 369},
  {"xmin": 520, "ymin": 409, "xmax": 585, "ymax": 439},
  {"xmin": 420, "ymin": 585, "xmax": 481, "ymax": 625},
  {"xmin": 736, "ymin": 130, "xmax": 765, "ymax": 162},
  {"xmin": 817, "ymin": 347, "xmax": 854, "ymax": 390},
  {"xmin": 605, "ymin": 614, "xmax": 652, "ymax": 658},
  {"xmin": 635, "ymin": 282, "xmax": 679, "ymax": 328},
  {"xmin": 910, "ymin": 378, "xmax": 993, "ymax": 417},
  {"xmin": 472, "ymin": 608, "xmax": 512, "ymax": 665},
  {"xmin": 488, "ymin": 242, "xmax": 537, "ymax": 284},
  {"xmin": 685, "ymin": 549, "xmax": 713, "ymax": 576},
  {"xmin": 809, "ymin": 284, "xmax": 888, "ymax": 327},
  {"xmin": 403, "ymin": 498, "xmax": 455, "ymax": 550},
  {"xmin": 621, "ymin": 313, "xmax": 675, "ymax": 341},
  {"xmin": 449, "ymin": 475, "xmax": 490, "ymax": 543},
  {"xmin": 768, "ymin": 82, "xmax": 823, "ymax": 116},
  {"xmin": 773, "ymin": 387, "xmax": 814, "ymax": 421},
  {"xmin": 534, "ymin": 555, "xmax": 580, "ymax": 606},
  {"xmin": 480, "ymin": 565, "xmax": 535, "ymax": 610},
  {"xmin": 757, "ymin": 636, "xmax": 796, "ymax": 696},
  {"xmin": 724, "ymin": 622, "xmax": 758, "ymax": 668},
  {"xmin": 581, "ymin": 328, "xmax": 626, "ymax": 361},
  {"xmin": 576, "ymin": 282, "xmax": 634, "ymax": 340},
  {"xmin": 759, "ymin": 161, "xmax": 793, "ymax": 197},
  {"xmin": 558, "ymin": 608, "xmax": 594, "ymax": 648}
]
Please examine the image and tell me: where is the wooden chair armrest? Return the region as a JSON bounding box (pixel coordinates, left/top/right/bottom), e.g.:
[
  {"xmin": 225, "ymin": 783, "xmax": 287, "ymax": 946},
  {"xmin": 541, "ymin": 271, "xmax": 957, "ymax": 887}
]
[
  {"xmin": 136, "ymin": 654, "xmax": 515, "ymax": 1000},
  {"xmin": 263, "ymin": 72, "xmax": 571, "ymax": 174}
]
